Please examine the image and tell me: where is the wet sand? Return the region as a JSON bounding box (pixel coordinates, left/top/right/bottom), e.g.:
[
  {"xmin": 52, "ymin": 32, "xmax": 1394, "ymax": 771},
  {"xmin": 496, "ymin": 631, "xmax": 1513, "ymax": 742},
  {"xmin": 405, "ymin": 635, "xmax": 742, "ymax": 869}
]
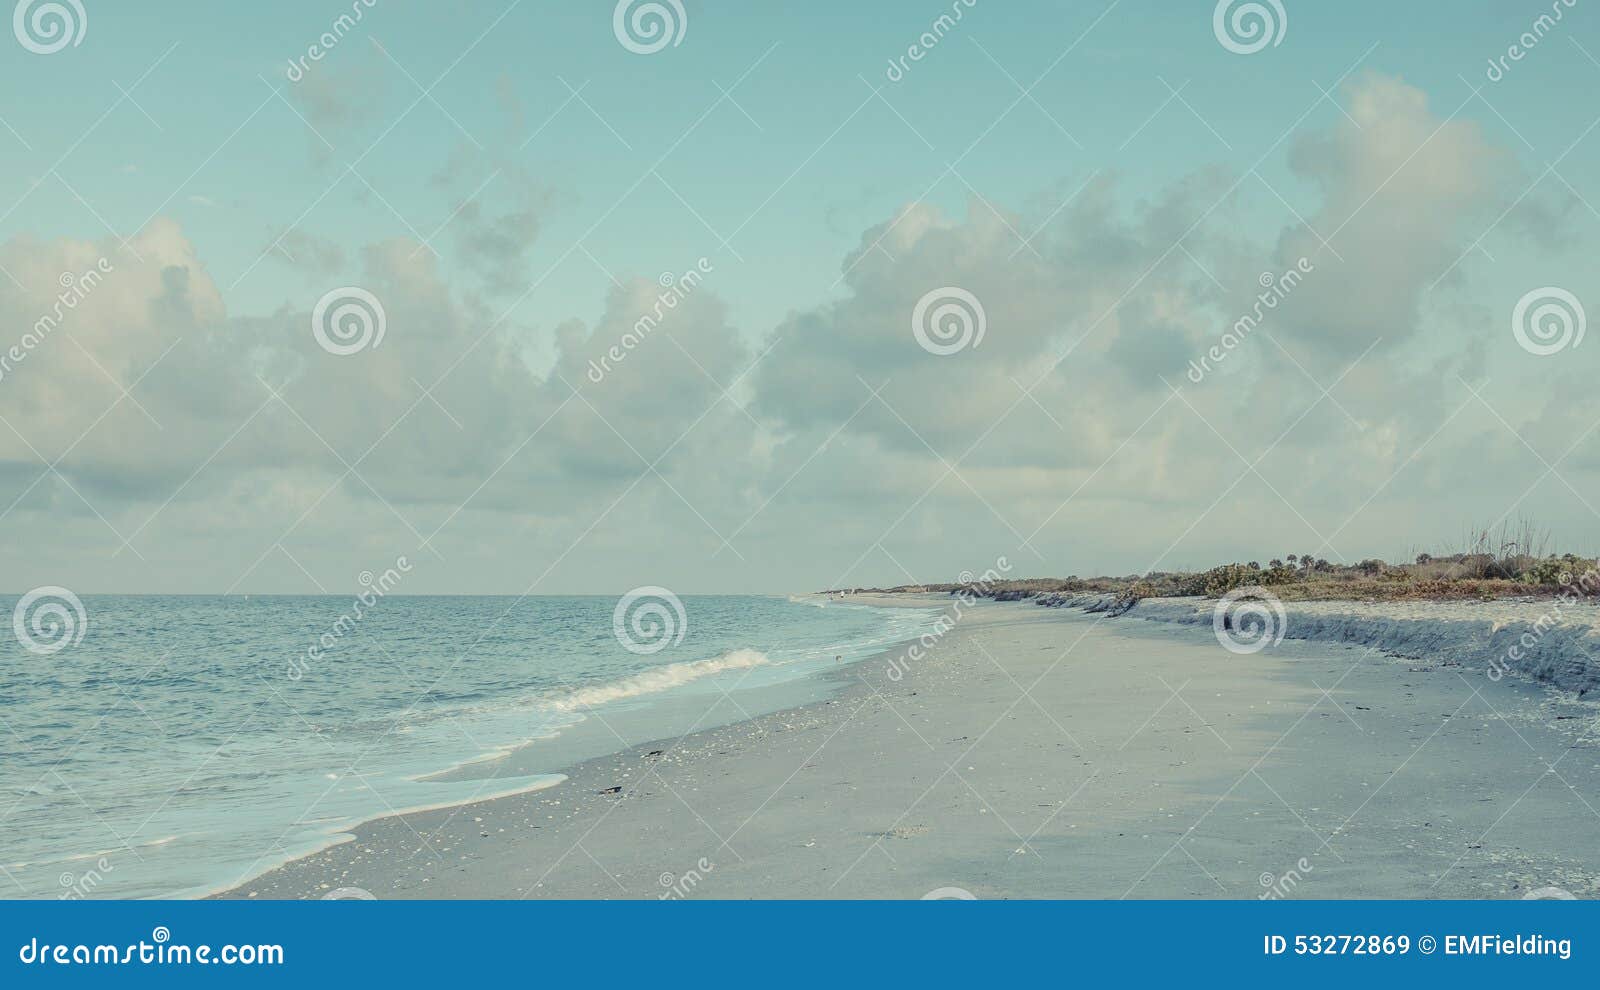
[{"xmin": 221, "ymin": 595, "xmax": 1600, "ymax": 899}]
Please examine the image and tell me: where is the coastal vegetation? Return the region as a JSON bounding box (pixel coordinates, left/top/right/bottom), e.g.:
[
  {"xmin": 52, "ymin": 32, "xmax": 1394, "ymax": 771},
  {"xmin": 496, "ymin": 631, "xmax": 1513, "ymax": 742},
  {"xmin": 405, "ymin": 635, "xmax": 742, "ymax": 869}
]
[{"xmin": 855, "ymin": 520, "xmax": 1600, "ymax": 605}]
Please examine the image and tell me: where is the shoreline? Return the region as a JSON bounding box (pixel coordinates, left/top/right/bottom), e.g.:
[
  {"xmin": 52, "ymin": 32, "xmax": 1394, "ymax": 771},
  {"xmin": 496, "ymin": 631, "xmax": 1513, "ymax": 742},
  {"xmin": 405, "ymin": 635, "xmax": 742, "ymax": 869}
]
[
  {"xmin": 209, "ymin": 595, "xmax": 940, "ymax": 899},
  {"xmin": 220, "ymin": 593, "xmax": 1600, "ymax": 899}
]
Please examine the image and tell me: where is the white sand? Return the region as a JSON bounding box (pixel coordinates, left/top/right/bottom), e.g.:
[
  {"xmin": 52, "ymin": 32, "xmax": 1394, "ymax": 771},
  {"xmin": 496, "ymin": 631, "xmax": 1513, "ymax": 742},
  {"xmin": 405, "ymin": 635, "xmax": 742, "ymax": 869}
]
[{"xmin": 222, "ymin": 594, "xmax": 1600, "ymax": 900}]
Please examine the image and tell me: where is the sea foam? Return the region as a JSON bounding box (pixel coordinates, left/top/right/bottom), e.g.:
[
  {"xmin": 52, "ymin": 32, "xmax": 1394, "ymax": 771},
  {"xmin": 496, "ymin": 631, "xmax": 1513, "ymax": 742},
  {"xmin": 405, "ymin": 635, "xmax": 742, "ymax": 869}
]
[{"xmin": 549, "ymin": 648, "xmax": 770, "ymax": 712}]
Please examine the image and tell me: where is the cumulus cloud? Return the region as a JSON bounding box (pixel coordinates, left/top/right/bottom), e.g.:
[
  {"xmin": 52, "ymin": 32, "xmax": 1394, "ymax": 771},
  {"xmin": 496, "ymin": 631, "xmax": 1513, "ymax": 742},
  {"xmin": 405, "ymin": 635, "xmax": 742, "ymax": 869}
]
[
  {"xmin": 2, "ymin": 72, "xmax": 1594, "ymax": 593},
  {"xmin": 1268, "ymin": 72, "xmax": 1513, "ymax": 357},
  {"xmin": 0, "ymin": 216, "xmax": 768, "ymax": 587}
]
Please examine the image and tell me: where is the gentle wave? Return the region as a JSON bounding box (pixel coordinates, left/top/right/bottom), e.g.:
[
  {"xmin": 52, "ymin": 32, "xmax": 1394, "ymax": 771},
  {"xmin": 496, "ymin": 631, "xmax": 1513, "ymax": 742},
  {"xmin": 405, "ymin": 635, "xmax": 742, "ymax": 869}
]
[
  {"xmin": 548, "ymin": 648, "xmax": 770, "ymax": 712},
  {"xmin": 3, "ymin": 596, "xmax": 940, "ymax": 899},
  {"xmin": 4, "ymin": 834, "xmax": 181, "ymax": 871}
]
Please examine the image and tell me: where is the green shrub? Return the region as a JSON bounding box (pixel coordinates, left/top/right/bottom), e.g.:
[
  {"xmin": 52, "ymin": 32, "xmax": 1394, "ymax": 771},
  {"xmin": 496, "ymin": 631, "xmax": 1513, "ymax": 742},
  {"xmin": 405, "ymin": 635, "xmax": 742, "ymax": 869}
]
[{"xmin": 1520, "ymin": 554, "xmax": 1595, "ymax": 587}]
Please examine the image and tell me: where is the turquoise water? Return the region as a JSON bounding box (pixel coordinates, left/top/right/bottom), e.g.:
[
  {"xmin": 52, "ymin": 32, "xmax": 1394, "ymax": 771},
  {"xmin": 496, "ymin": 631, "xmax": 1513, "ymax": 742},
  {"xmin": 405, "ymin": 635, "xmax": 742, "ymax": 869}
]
[{"xmin": 0, "ymin": 594, "xmax": 937, "ymax": 899}]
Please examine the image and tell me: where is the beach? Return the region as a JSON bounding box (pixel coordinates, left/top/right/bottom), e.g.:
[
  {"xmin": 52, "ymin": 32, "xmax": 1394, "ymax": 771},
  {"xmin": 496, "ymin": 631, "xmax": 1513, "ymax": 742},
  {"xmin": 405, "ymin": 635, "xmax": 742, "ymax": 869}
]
[{"xmin": 221, "ymin": 594, "xmax": 1600, "ymax": 900}]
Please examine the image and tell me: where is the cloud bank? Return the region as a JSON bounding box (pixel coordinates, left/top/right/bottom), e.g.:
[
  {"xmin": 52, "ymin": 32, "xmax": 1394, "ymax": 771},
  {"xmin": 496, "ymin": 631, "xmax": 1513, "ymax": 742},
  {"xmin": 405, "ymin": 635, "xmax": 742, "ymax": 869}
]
[{"xmin": 1, "ymin": 73, "xmax": 1593, "ymax": 594}]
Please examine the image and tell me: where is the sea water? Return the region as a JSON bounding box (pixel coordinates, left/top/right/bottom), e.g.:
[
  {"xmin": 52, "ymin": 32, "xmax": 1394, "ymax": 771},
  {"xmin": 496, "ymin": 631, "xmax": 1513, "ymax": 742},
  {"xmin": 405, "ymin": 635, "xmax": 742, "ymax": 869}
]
[{"xmin": 0, "ymin": 594, "xmax": 938, "ymax": 899}]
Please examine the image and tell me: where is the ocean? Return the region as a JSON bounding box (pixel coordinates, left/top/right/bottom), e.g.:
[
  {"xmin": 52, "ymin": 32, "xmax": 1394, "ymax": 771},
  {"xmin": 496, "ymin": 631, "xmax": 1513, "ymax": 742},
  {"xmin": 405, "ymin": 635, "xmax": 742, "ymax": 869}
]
[{"xmin": 0, "ymin": 593, "xmax": 939, "ymax": 899}]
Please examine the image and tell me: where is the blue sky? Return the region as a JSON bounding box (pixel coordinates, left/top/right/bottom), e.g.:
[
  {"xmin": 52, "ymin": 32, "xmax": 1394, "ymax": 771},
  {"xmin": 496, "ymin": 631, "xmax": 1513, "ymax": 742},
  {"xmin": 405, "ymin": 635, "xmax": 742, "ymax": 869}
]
[
  {"xmin": 6, "ymin": 1, "xmax": 1593, "ymax": 339},
  {"xmin": 2, "ymin": 0, "xmax": 1598, "ymax": 592}
]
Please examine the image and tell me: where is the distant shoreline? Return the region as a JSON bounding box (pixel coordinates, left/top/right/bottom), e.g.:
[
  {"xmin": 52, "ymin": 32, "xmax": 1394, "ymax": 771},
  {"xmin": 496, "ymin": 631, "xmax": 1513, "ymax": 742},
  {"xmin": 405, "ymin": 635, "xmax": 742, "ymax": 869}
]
[{"xmin": 824, "ymin": 536, "xmax": 1600, "ymax": 605}]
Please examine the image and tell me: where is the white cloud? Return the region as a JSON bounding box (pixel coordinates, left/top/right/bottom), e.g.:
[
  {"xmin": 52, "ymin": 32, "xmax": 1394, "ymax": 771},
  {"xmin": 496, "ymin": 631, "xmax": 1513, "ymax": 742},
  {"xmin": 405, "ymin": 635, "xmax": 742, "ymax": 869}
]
[{"xmin": 2, "ymin": 73, "xmax": 1595, "ymax": 593}]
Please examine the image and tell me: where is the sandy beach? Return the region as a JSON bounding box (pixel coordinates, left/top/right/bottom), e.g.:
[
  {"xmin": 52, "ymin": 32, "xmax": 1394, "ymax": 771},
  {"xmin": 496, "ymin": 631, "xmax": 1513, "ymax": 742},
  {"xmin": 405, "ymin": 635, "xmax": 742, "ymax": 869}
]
[{"xmin": 219, "ymin": 594, "xmax": 1600, "ymax": 900}]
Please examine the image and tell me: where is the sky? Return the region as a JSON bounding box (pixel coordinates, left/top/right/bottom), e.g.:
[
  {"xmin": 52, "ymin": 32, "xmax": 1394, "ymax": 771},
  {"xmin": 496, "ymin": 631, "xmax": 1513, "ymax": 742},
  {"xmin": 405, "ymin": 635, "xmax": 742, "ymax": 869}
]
[{"xmin": 1, "ymin": 0, "xmax": 1598, "ymax": 595}]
